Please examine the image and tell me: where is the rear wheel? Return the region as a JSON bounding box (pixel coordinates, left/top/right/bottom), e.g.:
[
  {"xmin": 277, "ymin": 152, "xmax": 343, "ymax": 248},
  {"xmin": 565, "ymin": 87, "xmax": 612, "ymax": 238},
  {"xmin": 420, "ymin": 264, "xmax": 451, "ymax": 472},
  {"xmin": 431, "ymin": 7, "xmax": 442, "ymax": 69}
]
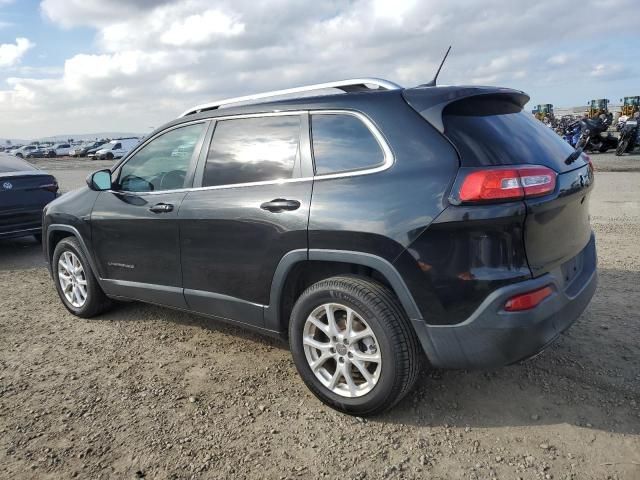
[
  {"xmin": 52, "ymin": 237, "xmax": 112, "ymax": 318},
  {"xmin": 289, "ymin": 276, "xmax": 421, "ymax": 416}
]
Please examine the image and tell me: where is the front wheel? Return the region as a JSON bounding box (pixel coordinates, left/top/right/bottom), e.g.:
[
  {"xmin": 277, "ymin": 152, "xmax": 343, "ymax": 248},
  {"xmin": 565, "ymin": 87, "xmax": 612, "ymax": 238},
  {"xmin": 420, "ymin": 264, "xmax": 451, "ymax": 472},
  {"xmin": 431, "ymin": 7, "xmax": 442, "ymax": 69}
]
[
  {"xmin": 289, "ymin": 276, "xmax": 421, "ymax": 416},
  {"xmin": 105, "ymin": 152, "xmax": 114, "ymax": 160},
  {"xmin": 52, "ymin": 237, "xmax": 112, "ymax": 318},
  {"xmin": 616, "ymin": 137, "xmax": 630, "ymax": 156}
]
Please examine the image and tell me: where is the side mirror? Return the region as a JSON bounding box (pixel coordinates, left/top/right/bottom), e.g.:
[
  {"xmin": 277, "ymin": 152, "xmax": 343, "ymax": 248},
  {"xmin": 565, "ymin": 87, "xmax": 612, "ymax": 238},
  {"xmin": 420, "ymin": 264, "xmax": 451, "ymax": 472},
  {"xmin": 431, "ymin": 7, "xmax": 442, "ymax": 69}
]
[{"xmin": 86, "ymin": 169, "xmax": 112, "ymax": 191}]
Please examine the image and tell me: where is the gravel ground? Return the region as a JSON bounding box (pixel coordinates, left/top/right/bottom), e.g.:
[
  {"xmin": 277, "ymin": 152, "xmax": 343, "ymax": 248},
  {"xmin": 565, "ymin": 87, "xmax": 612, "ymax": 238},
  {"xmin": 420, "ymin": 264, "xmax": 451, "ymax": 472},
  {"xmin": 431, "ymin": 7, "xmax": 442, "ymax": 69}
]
[{"xmin": 0, "ymin": 153, "xmax": 639, "ymax": 479}]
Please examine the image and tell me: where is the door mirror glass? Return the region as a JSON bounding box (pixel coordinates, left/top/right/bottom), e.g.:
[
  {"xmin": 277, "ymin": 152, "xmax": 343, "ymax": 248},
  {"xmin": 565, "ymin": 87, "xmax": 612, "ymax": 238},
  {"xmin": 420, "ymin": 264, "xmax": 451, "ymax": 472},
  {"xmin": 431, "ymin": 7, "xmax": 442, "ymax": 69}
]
[{"xmin": 87, "ymin": 169, "xmax": 112, "ymax": 191}]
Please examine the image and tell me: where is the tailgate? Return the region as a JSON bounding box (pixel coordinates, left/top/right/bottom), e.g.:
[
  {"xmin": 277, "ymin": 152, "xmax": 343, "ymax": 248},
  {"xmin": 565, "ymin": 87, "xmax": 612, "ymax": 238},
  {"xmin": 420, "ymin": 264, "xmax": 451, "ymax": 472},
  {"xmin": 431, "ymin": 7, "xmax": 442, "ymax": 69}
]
[{"xmin": 524, "ymin": 164, "xmax": 594, "ymax": 276}]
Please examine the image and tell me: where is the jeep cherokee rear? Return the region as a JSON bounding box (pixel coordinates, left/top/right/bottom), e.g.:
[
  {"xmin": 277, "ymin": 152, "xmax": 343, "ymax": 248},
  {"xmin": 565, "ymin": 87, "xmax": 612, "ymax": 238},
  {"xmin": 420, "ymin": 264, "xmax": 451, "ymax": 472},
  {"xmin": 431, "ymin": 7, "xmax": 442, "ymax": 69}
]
[{"xmin": 43, "ymin": 78, "xmax": 597, "ymax": 415}]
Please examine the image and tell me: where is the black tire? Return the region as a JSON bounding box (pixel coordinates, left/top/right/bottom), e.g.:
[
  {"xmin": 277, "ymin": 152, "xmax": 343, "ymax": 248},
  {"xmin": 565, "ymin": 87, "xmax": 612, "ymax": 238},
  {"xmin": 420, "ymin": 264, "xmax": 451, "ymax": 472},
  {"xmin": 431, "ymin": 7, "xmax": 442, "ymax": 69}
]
[
  {"xmin": 106, "ymin": 152, "xmax": 114, "ymax": 160},
  {"xmin": 616, "ymin": 138, "xmax": 629, "ymax": 156},
  {"xmin": 15, "ymin": 153, "xmax": 23, "ymax": 158},
  {"xmin": 289, "ymin": 275, "xmax": 421, "ymax": 416},
  {"xmin": 52, "ymin": 237, "xmax": 112, "ymax": 318}
]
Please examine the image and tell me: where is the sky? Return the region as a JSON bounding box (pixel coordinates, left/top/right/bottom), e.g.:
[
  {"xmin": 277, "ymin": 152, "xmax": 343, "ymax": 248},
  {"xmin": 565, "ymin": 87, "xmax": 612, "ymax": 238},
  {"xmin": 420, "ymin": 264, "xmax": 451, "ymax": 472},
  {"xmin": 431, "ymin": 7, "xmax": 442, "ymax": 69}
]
[{"xmin": 0, "ymin": 0, "xmax": 638, "ymax": 139}]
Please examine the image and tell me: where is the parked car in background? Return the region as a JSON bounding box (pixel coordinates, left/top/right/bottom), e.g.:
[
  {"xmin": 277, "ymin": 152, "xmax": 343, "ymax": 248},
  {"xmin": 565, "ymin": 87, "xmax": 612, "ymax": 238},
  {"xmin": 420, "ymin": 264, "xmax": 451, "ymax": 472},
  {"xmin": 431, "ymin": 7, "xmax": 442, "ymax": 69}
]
[
  {"xmin": 70, "ymin": 141, "xmax": 107, "ymax": 157},
  {"xmin": 13, "ymin": 145, "xmax": 40, "ymax": 158},
  {"xmin": 46, "ymin": 143, "xmax": 72, "ymax": 157},
  {"xmin": 25, "ymin": 147, "xmax": 49, "ymax": 159},
  {"xmin": 1, "ymin": 153, "xmax": 58, "ymax": 242},
  {"xmin": 43, "ymin": 78, "xmax": 597, "ymax": 415},
  {"xmin": 90, "ymin": 138, "xmax": 139, "ymax": 160}
]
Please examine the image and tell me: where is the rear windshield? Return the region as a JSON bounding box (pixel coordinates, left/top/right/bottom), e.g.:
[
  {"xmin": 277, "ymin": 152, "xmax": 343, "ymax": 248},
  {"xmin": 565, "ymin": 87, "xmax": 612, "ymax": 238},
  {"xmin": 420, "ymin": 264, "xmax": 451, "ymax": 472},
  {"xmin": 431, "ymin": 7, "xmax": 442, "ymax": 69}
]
[
  {"xmin": 0, "ymin": 156, "xmax": 37, "ymax": 173},
  {"xmin": 443, "ymin": 96, "xmax": 577, "ymax": 172}
]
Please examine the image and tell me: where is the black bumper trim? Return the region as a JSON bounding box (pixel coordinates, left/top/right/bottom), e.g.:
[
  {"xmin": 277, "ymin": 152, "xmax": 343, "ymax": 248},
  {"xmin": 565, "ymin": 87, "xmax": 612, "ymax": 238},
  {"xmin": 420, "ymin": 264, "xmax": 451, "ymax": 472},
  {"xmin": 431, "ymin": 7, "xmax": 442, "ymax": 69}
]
[{"xmin": 412, "ymin": 234, "xmax": 597, "ymax": 369}]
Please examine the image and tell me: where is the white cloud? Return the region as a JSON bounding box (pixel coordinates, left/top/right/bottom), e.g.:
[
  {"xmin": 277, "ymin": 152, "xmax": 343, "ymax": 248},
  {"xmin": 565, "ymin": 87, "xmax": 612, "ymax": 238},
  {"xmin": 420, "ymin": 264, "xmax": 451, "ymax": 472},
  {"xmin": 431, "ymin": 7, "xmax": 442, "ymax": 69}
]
[
  {"xmin": 0, "ymin": 37, "xmax": 34, "ymax": 67},
  {"xmin": 548, "ymin": 54, "xmax": 568, "ymax": 65},
  {"xmin": 161, "ymin": 10, "xmax": 244, "ymax": 46},
  {"xmin": 1, "ymin": 0, "xmax": 639, "ymax": 137}
]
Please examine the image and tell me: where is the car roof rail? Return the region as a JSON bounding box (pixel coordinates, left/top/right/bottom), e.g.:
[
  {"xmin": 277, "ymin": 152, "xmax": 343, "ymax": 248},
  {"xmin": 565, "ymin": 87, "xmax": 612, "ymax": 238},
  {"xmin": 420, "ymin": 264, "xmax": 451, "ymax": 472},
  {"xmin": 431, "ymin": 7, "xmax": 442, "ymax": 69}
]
[{"xmin": 179, "ymin": 78, "xmax": 402, "ymax": 117}]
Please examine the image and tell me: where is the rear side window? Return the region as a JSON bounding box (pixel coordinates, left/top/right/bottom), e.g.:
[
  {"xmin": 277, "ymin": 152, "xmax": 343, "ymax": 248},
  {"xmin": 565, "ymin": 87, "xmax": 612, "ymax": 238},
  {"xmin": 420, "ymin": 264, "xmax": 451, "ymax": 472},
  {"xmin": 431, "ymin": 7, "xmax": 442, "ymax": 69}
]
[
  {"xmin": 443, "ymin": 96, "xmax": 576, "ymax": 172},
  {"xmin": 202, "ymin": 115, "xmax": 300, "ymax": 187},
  {"xmin": 311, "ymin": 113, "xmax": 384, "ymax": 175}
]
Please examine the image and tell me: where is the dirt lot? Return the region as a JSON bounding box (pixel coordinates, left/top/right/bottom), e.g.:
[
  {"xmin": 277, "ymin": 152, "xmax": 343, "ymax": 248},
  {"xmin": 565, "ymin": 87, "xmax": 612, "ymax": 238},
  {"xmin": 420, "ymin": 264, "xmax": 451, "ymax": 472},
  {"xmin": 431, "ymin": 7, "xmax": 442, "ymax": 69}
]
[{"xmin": 1, "ymin": 153, "xmax": 639, "ymax": 479}]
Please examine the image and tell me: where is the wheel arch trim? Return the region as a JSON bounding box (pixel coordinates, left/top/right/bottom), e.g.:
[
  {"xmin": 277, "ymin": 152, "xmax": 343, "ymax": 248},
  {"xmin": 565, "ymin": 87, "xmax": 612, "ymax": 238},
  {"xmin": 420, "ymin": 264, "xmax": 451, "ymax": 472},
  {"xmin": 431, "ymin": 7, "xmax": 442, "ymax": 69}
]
[
  {"xmin": 46, "ymin": 224, "xmax": 101, "ymax": 282},
  {"xmin": 264, "ymin": 249, "xmax": 423, "ymax": 332}
]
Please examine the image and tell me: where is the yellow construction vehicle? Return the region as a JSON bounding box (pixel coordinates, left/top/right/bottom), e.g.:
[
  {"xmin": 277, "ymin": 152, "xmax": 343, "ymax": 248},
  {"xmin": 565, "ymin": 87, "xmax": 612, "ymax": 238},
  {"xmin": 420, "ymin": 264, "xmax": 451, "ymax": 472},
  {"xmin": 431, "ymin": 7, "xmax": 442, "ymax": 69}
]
[
  {"xmin": 587, "ymin": 99, "xmax": 609, "ymax": 118},
  {"xmin": 620, "ymin": 96, "xmax": 640, "ymax": 117},
  {"xmin": 532, "ymin": 104, "xmax": 554, "ymax": 122}
]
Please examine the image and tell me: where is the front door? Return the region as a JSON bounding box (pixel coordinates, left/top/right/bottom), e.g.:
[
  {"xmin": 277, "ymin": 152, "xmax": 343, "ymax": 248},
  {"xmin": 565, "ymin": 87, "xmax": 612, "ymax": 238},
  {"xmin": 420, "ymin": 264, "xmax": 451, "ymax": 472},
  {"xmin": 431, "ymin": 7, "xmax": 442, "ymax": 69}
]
[
  {"xmin": 91, "ymin": 121, "xmax": 208, "ymax": 308},
  {"xmin": 179, "ymin": 113, "xmax": 313, "ymax": 328}
]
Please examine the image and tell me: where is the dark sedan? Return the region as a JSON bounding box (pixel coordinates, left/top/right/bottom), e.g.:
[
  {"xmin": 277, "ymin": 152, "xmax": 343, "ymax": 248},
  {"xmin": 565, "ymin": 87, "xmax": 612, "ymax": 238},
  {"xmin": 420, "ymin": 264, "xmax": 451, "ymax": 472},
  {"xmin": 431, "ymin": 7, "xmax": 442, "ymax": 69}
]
[{"xmin": 0, "ymin": 154, "xmax": 58, "ymax": 242}]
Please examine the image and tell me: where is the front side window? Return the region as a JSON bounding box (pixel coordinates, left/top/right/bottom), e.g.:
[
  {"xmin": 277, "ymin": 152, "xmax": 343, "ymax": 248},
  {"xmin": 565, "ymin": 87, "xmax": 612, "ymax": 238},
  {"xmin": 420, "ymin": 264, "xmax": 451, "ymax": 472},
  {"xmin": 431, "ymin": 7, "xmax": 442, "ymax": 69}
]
[
  {"xmin": 202, "ymin": 115, "xmax": 300, "ymax": 188},
  {"xmin": 311, "ymin": 113, "xmax": 385, "ymax": 175},
  {"xmin": 118, "ymin": 123, "xmax": 205, "ymax": 192}
]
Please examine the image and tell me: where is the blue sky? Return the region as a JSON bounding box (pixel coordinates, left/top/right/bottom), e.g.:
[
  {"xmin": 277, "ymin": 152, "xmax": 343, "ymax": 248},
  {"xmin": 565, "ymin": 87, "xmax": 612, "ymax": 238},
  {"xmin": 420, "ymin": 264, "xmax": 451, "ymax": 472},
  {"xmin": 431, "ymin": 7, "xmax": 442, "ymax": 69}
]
[
  {"xmin": 0, "ymin": 0, "xmax": 93, "ymax": 73},
  {"xmin": 0, "ymin": 0, "xmax": 639, "ymax": 139}
]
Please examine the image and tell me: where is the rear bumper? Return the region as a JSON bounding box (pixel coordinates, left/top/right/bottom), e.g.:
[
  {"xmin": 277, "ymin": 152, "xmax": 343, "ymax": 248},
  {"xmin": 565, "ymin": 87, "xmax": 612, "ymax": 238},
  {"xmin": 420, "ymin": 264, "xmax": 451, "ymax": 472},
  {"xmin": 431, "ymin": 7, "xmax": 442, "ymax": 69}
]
[{"xmin": 413, "ymin": 233, "xmax": 597, "ymax": 369}]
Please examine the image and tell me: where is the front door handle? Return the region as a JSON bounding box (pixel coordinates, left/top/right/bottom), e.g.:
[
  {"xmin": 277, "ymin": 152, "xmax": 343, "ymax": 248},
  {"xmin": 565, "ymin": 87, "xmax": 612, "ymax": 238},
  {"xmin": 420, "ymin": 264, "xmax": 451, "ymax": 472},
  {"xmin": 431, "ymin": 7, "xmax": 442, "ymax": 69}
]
[
  {"xmin": 260, "ymin": 198, "xmax": 301, "ymax": 212},
  {"xmin": 149, "ymin": 203, "xmax": 174, "ymax": 213}
]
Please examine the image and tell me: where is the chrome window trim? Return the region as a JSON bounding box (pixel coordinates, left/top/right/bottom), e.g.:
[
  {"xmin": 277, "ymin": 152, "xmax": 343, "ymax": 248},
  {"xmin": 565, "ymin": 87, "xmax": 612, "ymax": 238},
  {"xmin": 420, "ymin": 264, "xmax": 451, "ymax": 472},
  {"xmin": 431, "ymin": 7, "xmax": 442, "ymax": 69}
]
[{"xmin": 108, "ymin": 109, "xmax": 394, "ymax": 196}]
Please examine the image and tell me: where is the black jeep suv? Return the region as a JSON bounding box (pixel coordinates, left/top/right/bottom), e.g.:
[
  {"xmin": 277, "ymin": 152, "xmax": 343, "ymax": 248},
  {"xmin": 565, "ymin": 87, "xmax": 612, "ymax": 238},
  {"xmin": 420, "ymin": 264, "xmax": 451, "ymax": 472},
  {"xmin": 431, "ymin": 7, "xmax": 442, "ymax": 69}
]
[{"xmin": 43, "ymin": 79, "xmax": 597, "ymax": 415}]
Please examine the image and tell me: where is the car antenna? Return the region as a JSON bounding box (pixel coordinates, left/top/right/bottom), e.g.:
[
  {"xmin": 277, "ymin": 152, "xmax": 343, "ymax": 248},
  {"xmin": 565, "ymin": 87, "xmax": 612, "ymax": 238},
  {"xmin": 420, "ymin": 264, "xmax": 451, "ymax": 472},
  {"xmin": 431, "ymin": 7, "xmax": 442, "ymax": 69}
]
[{"xmin": 420, "ymin": 46, "xmax": 452, "ymax": 87}]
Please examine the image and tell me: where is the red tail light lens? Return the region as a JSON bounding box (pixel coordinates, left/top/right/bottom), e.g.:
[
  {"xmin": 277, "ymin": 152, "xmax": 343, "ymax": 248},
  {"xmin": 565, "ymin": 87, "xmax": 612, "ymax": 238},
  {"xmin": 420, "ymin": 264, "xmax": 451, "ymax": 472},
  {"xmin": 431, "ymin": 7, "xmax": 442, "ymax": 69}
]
[
  {"xmin": 41, "ymin": 182, "xmax": 58, "ymax": 193},
  {"xmin": 504, "ymin": 285, "xmax": 553, "ymax": 311},
  {"xmin": 583, "ymin": 153, "xmax": 594, "ymax": 173},
  {"xmin": 457, "ymin": 165, "xmax": 556, "ymax": 203}
]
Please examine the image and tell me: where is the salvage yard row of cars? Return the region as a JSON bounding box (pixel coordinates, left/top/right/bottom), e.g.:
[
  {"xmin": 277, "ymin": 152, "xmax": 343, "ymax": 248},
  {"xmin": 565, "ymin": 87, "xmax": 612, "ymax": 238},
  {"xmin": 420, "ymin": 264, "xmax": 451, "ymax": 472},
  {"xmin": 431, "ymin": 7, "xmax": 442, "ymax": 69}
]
[{"xmin": 0, "ymin": 137, "xmax": 141, "ymax": 160}]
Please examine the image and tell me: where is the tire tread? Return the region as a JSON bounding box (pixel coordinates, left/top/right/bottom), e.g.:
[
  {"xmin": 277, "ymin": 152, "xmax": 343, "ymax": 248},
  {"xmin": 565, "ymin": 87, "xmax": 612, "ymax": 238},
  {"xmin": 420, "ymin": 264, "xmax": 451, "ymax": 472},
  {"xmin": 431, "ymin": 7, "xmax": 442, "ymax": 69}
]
[{"xmin": 289, "ymin": 275, "xmax": 421, "ymax": 416}]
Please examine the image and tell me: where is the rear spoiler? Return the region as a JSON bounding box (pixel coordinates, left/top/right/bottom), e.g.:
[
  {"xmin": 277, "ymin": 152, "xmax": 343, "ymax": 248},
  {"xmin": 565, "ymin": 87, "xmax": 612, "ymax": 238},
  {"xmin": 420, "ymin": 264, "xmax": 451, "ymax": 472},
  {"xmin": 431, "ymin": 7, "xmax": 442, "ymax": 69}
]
[{"xmin": 402, "ymin": 85, "xmax": 529, "ymax": 133}]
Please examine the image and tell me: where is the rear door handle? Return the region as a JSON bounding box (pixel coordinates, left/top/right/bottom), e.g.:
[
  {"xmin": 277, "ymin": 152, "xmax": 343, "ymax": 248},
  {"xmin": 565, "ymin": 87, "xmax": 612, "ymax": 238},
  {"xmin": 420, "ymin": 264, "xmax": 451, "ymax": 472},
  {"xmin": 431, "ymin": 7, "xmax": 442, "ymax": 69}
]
[
  {"xmin": 260, "ymin": 198, "xmax": 301, "ymax": 212},
  {"xmin": 149, "ymin": 203, "xmax": 174, "ymax": 213}
]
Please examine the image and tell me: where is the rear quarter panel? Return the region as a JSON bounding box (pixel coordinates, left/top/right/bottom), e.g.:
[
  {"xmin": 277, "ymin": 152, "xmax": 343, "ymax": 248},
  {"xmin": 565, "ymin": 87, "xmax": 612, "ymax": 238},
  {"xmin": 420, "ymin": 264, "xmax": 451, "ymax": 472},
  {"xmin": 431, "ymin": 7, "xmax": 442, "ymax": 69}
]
[{"xmin": 308, "ymin": 95, "xmax": 459, "ymax": 281}]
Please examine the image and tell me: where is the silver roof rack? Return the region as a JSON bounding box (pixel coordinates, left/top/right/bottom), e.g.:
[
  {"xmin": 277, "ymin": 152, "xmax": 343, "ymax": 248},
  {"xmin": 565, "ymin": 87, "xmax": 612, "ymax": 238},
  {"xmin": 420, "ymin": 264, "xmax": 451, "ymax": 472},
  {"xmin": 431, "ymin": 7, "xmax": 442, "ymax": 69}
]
[{"xmin": 179, "ymin": 78, "xmax": 402, "ymax": 117}]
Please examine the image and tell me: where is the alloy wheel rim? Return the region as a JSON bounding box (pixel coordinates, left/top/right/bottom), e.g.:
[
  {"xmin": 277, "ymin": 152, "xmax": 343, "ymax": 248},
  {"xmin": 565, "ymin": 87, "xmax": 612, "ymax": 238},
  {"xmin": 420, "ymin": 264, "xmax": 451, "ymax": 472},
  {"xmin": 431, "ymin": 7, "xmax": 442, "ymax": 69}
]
[
  {"xmin": 57, "ymin": 251, "xmax": 88, "ymax": 308},
  {"xmin": 302, "ymin": 303, "xmax": 382, "ymax": 398}
]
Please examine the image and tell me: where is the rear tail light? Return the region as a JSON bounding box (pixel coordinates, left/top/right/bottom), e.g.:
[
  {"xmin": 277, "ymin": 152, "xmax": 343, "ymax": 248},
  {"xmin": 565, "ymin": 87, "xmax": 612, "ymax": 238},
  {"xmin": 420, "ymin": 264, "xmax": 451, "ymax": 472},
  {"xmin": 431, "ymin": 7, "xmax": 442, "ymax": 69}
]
[
  {"xmin": 41, "ymin": 181, "xmax": 58, "ymax": 193},
  {"xmin": 457, "ymin": 165, "xmax": 556, "ymax": 203},
  {"xmin": 504, "ymin": 285, "xmax": 553, "ymax": 311},
  {"xmin": 583, "ymin": 153, "xmax": 594, "ymax": 173}
]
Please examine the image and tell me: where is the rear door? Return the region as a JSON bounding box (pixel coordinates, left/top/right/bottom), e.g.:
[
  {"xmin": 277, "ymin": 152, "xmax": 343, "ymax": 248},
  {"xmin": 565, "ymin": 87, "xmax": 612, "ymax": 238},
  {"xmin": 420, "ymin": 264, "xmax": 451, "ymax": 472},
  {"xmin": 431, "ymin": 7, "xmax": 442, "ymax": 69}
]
[
  {"xmin": 179, "ymin": 113, "xmax": 313, "ymax": 328},
  {"xmin": 439, "ymin": 95, "xmax": 594, "ymax": 276},
  {"xmin": 90, "ymin": 121, "xmax": 208, "ymax": 307}
]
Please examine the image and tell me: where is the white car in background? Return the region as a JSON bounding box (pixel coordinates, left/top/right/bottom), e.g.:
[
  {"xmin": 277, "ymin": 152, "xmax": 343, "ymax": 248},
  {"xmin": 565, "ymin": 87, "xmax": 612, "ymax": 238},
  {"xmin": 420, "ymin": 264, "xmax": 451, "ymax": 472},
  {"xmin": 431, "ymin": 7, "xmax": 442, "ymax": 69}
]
[
  {"xmin": 12, "ymin": 145, "xmax": 40, "ymax": 158},
  {"xmin": 47, "ymin": 143, "xmax": 72, "ymax": 157},
  {"xmin": 90, "ymin": 138, "xmax": 140, "ymax": 160}
]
